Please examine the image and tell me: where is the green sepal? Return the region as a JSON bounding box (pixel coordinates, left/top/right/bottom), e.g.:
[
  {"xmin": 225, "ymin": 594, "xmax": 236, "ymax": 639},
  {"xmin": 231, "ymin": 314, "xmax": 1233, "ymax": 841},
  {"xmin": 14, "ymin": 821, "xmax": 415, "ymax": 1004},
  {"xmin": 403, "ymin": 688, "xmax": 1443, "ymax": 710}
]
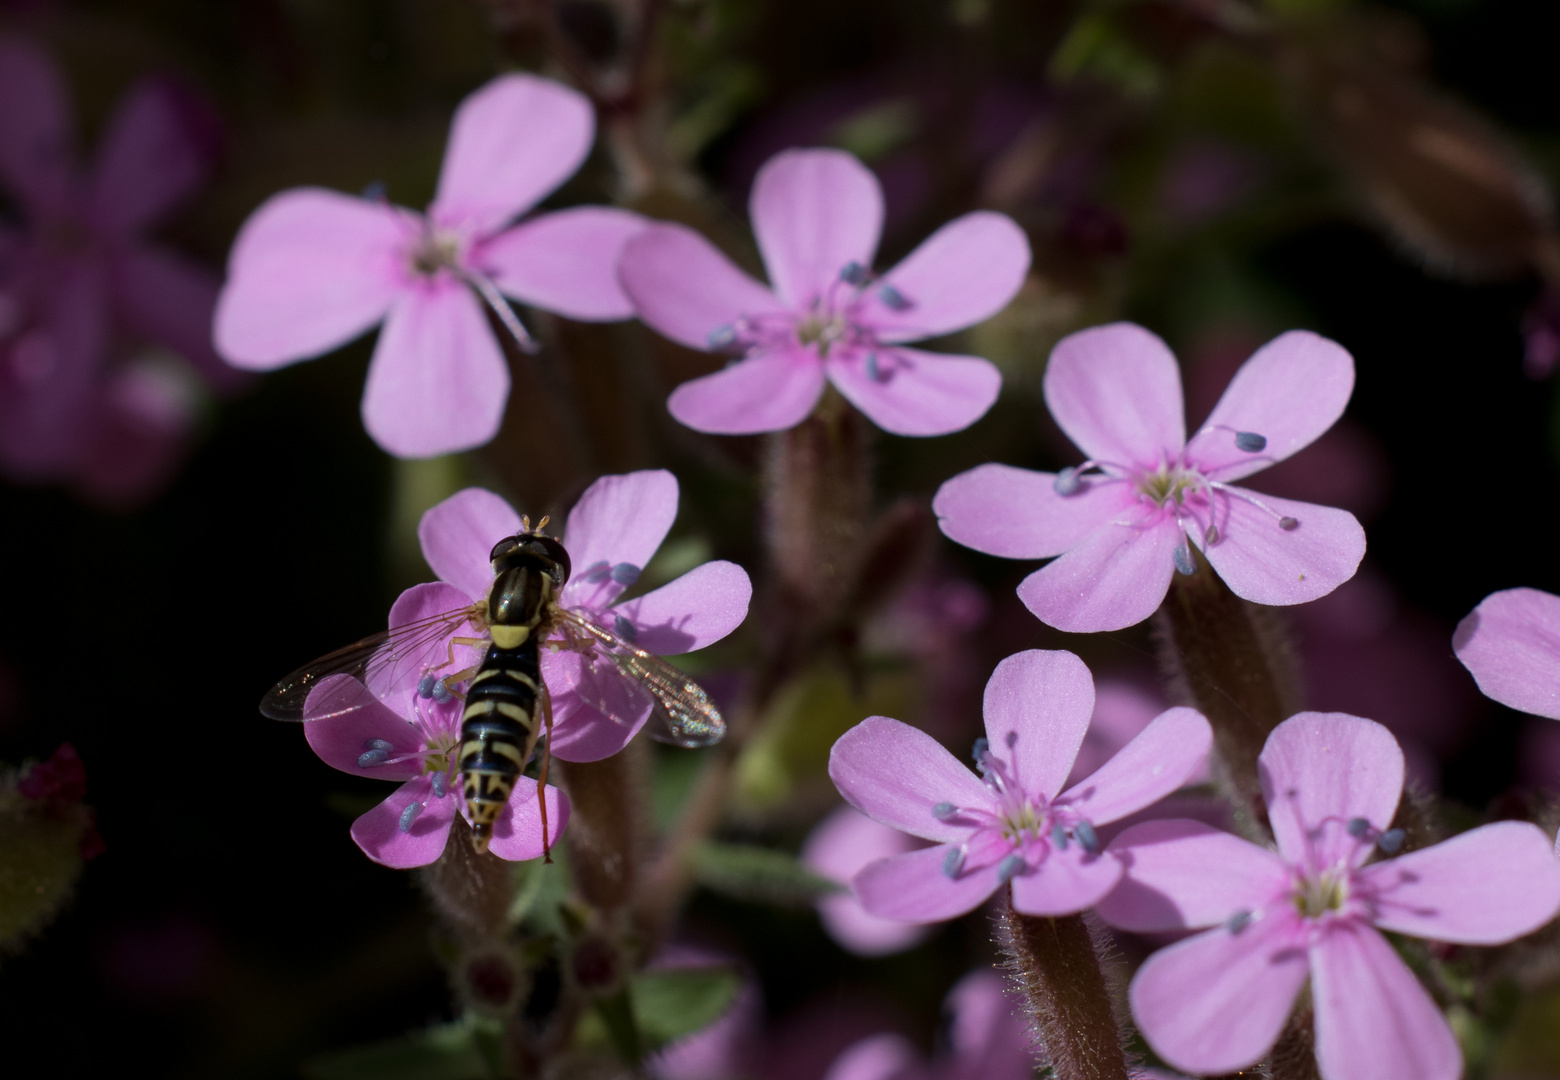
[{"xmin": 574, "ymin": 967, "xmax": 742, "ymax": 1057}]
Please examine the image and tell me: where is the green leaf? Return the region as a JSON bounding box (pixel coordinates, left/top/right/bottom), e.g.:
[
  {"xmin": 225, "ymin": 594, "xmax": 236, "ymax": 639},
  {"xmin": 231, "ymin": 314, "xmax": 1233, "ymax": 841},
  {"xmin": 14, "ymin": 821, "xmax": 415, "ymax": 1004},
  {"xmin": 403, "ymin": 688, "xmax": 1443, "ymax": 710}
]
[
  {"xmin": 689, "ymin": 841, "xmax": 845, "ymax": 908},
  {"xmin": 574, "ymin": 968, "xmax": 742, "ymax": 1056},
  {"xmin": 302, "ymin": 1017, "xmax": 503, "ymax": 1080}
]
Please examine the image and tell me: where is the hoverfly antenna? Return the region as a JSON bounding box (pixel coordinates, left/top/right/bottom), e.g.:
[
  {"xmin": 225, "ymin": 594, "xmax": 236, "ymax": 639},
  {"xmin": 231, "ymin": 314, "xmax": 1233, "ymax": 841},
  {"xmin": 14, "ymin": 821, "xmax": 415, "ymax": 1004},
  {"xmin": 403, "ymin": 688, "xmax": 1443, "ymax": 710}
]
[{"xmin": 533, "ymin": 515, "xmax": 551, "ymax": 534}]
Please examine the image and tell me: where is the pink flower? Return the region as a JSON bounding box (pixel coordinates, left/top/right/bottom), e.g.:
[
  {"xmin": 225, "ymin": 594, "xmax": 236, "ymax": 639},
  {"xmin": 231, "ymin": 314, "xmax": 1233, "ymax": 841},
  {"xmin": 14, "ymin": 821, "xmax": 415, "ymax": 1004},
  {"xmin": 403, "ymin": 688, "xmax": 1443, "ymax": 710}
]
[
  {"xmin": 1098, "ymin": 712, "xmax": 1560, "ymax": 1080},
  {"xmin": 801, "ymin": 805, "xmax": 933, "ymax": 957},
  {"xmin": 0, "ymin": 37, "xmax": 229, "ymax": 498},
  {"xmin": 303, "ymin": 674, "xmax": 566, "ymax": 867},
  {"xmin": 828, "ymin": 649, "xmax": 1211, "ymax": 922},
  {"xmin": 214, "ymin": 74, "xmax": 644, "ymax": 458},
  {"xmin": 617, "ymin": 148, "xmax": 1029, "ymax": 436},
  {"xmin": 1454, "ymin": 587, "xmax": 1560, "ymax": 721},
  {"xmin": 407, "ymin": 470, "xmax": 752, "ymax": 761},
  {"xmin": 933, "ymin": 323, "xmax": 1368, "ymax": 632}
]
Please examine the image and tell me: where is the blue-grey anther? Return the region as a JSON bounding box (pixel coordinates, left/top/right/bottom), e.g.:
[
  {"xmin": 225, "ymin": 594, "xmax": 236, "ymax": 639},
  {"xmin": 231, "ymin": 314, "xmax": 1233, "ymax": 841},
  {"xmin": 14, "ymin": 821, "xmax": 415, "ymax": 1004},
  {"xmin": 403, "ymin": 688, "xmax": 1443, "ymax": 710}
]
[
  {"xmin": 932, "ymin": 801, "xmax": 958, "ymax": 821},
  {"xmin": 1227, "ymin": 910, "xmax": 1253, "ymax": 934},
  {"xmin": 398, "ymin": 801, "xmax": 422, "ymax": 833},
  {"xmin": 1074, "ymin": 820, "xmax": 1098, "ymax": 853},
  {"xmin": 1053, "ymin": 467, "xmax": 1083, "ymax": 496},
  {"xmin": 708, "ymin": 325, "xmax": 738, "ymax": 350},
  {"xmin": 943, "ymin": 846, "xmax": 966, "ymax": 879},
  {"xmin": 1050, "ymin": 824, "xmax": 1069, "ymax": 851},
  {"xmin": 357, "ymin": 748, "xmax": 390, "ymax": 767},
  {"xmin": 996, "ymin": 854, "xmax": 1025, "ymax": 883},
  {"xmin": 1279, "ymin": 516, "xmax": 1299, "ymax": 531},
  {"xmin": 1234, "ymin": 431, "xmax": 1267, "ymax": 452},
  {"xmin": 361, "ymin": 179, "xmax": 387, "ymax": 201},
  {"xmin": 613, "ymin": 615, "xmax": 638, "ymax": 643},
  {"xmin": 431, "ymin": 771, "xmax": 448, "ymax": 799},
  {"xmin": 1377, "ymin": 828, "xmax": 1406, "ymax": 855},
  {"xmin": 971, "ymin": 737, "xmax": 989, "ymax": 764},
  {"xmin": 1346, "ymin": 817, "xmax": 1372, "ymax": 839},
  {"xmin": 1173, "ymin": 543, "xmax": 1196, "ymax": 576},
  {"xmin": 366, "ymin": 738, "xmax": 394, "ymax": 752},
  {"xmin": 840, "ymin": 261, "xmax": 868, "ymax": 285},
  {"xmin": 582, "ymin": 561, "xmax": 613, "ymax": 584},
  {"xmin": 865, "ymin": 353, "xmax": 885, "ymax": 382},
  {"xmin": 1005, "ymin": 730, "xmax": 1018, "ymax": 748},
  {"xmin": 417, "ymin": 673, "xmax": 438, "ymax": 698},
  {"xmin": 431, "ymin": 680, "xmax": 452, "ymax": 704},
  {"xmin": 610, "ymin": 562, "xmax": 641, "ymax": 585},
  {"xmin": 878, "ymin": 284, "xmax": 911, "ymax": 311}
]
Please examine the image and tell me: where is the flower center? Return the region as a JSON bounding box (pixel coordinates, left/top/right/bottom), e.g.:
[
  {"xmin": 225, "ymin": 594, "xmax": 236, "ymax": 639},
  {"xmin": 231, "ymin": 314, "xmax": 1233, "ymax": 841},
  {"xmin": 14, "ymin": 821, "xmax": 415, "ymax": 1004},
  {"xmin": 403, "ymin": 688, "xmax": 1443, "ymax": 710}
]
[
  {"xmin": 1135, "ymin": 463, "xmax": 1205, "ymax": 507},
  {"xmin": 408, "ymin": 226, "xmax": 464, "ymax": 277},
  {"xmin": 1293, "ymin": 866, "xmax": 1351, "ymax": 918}
]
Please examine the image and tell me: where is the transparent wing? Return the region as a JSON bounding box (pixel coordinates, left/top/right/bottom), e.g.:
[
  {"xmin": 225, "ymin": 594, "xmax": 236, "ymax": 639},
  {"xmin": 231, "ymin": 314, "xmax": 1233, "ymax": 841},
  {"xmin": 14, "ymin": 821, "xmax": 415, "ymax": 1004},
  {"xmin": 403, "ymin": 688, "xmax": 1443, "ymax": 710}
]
[
  {"xmin": 552, "ymin": 608, "xmax": 727, "ymax": 748},
  {"xmin": 260, "ymin": 603, "xmax": 486, "ymax": 721}
]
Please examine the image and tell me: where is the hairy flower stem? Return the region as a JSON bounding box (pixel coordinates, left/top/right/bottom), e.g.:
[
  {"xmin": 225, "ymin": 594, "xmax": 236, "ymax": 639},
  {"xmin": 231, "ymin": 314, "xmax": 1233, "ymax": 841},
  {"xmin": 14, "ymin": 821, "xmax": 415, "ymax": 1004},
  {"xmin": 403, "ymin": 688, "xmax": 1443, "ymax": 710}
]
[
  {"xmin": 999, "ymin": 898, "xmax": 1130, "ymax": 1080},
  {"xmin": 1156, "ymin": 552, "xmax": 1300, "ymax": 829},
  {"xmin": 1266, "ymin": 1003, "xmax": 1322, "ymax": 1080},
  {"xmin": 557, "ymin": 749, "xmax": 645, "ymax": 914},
  {"xmin": 418, "ymin": 816, "xmax": 517, "ymax": 944}
]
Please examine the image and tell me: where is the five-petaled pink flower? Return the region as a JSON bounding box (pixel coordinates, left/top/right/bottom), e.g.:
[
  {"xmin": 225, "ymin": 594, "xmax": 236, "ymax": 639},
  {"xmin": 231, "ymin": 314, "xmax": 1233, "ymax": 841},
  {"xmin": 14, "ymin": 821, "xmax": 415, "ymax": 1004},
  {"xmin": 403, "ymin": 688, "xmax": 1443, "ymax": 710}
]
[
  {"xmin": 801, "ymin": 805, "xmax": 933, "ymax": 957},
  {"xmin": 1098, "ymin": 711, "xmax": 1560, "ymax": 1080},
  {"xmin": 1454, "ymin": 587, "xmax": 1560, "ymax": 721},
  {"xmin": 405, "ymin": 470, "xmax": 751, "ymax": 762},
  {"xmin": 617, "ymin": 148, "xmax": 1029, "ymax": 437},
  {"xmin": 0, "ymin": 36, "xmax": 234, "ymax": 501},
  {"xmin": 934, "ymin": 323, "xmax": 1367, "ymax": 632},
  {"xmin": 214, "ymin": 74, "xmax": 644, "ymax": 458},
  {"xmin": 303, "ymin": 674, "xmax": 567, "ymax": 868},
  {"xmin": 828, "ymin": 649, "xmax": 1210, "ymax": 922}
]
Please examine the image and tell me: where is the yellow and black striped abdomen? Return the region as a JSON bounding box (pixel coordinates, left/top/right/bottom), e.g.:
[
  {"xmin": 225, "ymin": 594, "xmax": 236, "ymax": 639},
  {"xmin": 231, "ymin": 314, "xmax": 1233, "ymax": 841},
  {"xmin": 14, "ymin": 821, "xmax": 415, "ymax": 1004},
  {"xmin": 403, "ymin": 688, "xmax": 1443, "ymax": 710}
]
[{"xmin": 459, "ymin": 639, "xmax": 540, "ymax": 852}]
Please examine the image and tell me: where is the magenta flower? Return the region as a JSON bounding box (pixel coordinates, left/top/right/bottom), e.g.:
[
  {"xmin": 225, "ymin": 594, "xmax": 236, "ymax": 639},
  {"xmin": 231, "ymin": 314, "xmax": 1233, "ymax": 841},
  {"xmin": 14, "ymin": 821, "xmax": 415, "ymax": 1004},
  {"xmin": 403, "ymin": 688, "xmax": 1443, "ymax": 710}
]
[
  {"xmin": 933, "ymin": 323, "xmax": 1367, "ymax": 632},
  {"xmin": 801, "ymin": 805, "xmax": 933, "ymax": 957},
  {"xmin": 828, "ymin": 649, "xmax": 1211, "ymax": 922},
  {"xmin": 406, "ymin": 470, "xmax": 751, "ymax": 761},
  {"xmin": 214, "ymin": 74, "xmax": 644, "ymax": 458},
  {"xmin": 0, "ymin": 36, "xmax": 230, "ymax": 498},
  {"xmin": 1098, "ymin": 712, "xmax": 1560, "ymax": 1080},
  {"xmin": 302, "ymin": 674, "xmax": 567, "ymax": 867},
  {"xmin": 617, "ymin": 148, "xmax": 1029, "ymax": 436},
  {"xmin": 1454, "ymin": 587, "xmax": 1560, "ymax": 721}
]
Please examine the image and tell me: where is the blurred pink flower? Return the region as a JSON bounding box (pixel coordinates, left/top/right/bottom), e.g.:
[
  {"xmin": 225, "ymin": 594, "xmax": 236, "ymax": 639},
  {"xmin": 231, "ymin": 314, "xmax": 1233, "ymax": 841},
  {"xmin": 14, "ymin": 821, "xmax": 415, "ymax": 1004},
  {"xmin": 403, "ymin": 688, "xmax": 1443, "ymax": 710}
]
[
  {"xmin": 802, "ymin": 805, "xmax": 933, "ymax": 957},
  {"xmin": 647, "ymin": 948, "xmax": 763, "ymax": 1080},
  {"xmin": 935, "ymin": 323, "xmax": 1367, "ymax": 632},
  {"xmin": 0, "ymin": 36, "xmax": 227, "ymax": 500},
  {"xmin": 828, "ymin": 649, "xmax": 1210, "ymax": 922},
  {"xmin": 618, "ymin": 148, "xmax": 1028, "ymax": 436},
  {"xmin": 1099, "ymin": 712, "xmax": 1560, "ymax": 1080},
  {"xmin": 406, "ymin": 471, "xmax": 751, "ymax": 762},
  {"xmin": 1454, "ymin": 587, "xmax": 1560, "ymax": 722},
  {"xmin": 214, "ymin": 74, "xmax": 644, "ymax": 458},
  {"xmin": 303, "ymin": 674, "xmax": 566, "ymax": 867}
]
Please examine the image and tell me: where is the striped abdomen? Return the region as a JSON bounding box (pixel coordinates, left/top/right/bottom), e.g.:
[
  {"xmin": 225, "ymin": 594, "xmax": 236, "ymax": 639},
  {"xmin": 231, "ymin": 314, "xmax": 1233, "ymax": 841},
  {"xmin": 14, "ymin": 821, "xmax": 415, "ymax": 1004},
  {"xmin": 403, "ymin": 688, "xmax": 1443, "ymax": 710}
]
[{"xmin": 459, "ymin": 639, "xmax": 540, "ymax": 852}]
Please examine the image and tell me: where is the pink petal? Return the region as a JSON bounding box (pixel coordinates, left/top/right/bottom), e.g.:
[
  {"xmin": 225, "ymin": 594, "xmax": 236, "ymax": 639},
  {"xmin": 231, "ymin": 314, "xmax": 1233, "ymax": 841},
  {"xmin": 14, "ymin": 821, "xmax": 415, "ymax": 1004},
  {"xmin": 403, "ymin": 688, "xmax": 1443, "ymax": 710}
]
[
  {"xmin": 213, "ymin": 188, "xmax": 407, "ymax": 369},
  {"xmin": 418, "ymin": 488, "xmax": 521, "ymax": 601},
  {"xmin": 1058, "ymin": 707, "xmax": 1212, "ymax": 825},
  {"xmin": 617, "ymin": 223, "xmax": 786, "ymax": 350},
  {"xmin": 1363, "ymin": 821, "xmax": 1560, "ymax": 944},
  {"xmin": 302, "ymin": 674, "xmax": 423, "ymax": 780},
  {"xmin": 1453, "ymin": 587, "xmax": 1560, "ymax": 720},
  {"xmin": 485, "ymin": 776, "xmax": 570, "ymax": 862},
  {"xmin": 542, "ymin": 648, "xmax": 652, "ymax": 763},
  {"xmin": 1184, "ymin": 331, "xmax": 1355, "ymax": 484},
  {"xmin": 544, "ymin": 694, "xmax": 641, "ymax": 762},
  {"xmin": 561, "ymin": 470, "xmax": 680, "ymax": 590},
  {"xmin": 1096, "ymin": 819, "xmax": 1289, "ymax": 932},
  {"xmin": 866, "ymin": 211, "xmax": 1031, "ymax": 343},
  {"xmin": 1259, "ymin": 712, "xmax": 1403, "ymax": 869},
  {"xmin": 1311, "ymin": 922, "xmax": 1460, "ymax": 1080},
  {"xmin": 612, "ymin": 560, "xmax": 752, "ymax": 655},
  {"xmin": 110, "ymin": 244, "xmax": 246, "ymax": 394},
  {"xmin": 825, "ymin": 346, "xmax": 1000, "ymax": 436},
  {"xmin": 1199, "ymin": 490, "xmax": 1365, "ymax": 608},
  {"xmin": 750, "ymin": 148, "xmax": 882, "ymax": 307},
  {"xmin": 854, "ymin": 844, "xmax": 1002, "ymax": 922},
  {"xmin": 479, "ymin": 206, "xmax": 645, "ymax": 321},
  {"xmin": 667, "ymin": 346, "xmax": 826, "ymax": 435},
  {"xmin": 1015, "ymin": 511, "xmax": 1181, "ymax": 633},
  {"xmin": 829, "ymin": 716, "xmax": 992, "ymax": 843},
  {"xmin": 1043, "ymin": 323, "xmax": 1186, "ymax": 467},
  {"xmin": 0, "ymin": 37, "xmax": 74, "ymax": 217},
  {"xmin": 1009, "ymin": 846, "xmax": 1123, "ymax": 916},
  {"xmin": 73, "ymin": 356, "xmax": 199, "ymax": 507},
  {"xmin": 947, "ymin": 970, "xmax": 1037, "ymax": 1079},
  {"xmin": 350, "ymin": 777, "xmax": 457, "ymax": 868},
  {"xmin": 88, "ymin": 77, "xmax": 212, "ymax": 237},
  {"xmin": 981, "ymin": 649, "xmax": 1095, "ymax": 799},
  {"xmin": 1129, "ymin": 911, "xmax": 1310, "ymax": 1076},
  {"xmin": 430, "ymin": 74, "xmax": 594, "ymax": 238},
  {"xmin": 934, "ymin": 465, "xmax": 1139, "ymax": 560},
  {"xmin": 378, "ymin": 582, "xmax": 485, "ymax": 716},
  {"xmin": 823, "ymin": 1034, "xmax": 917, "ymax": 1080},
  {"xmin": 361, "ymin": 281, "xmax": 509, "ymax": 457},
  {"xmin": 802, "ymin": 806, "xmax": 933, "ymax": 957}
]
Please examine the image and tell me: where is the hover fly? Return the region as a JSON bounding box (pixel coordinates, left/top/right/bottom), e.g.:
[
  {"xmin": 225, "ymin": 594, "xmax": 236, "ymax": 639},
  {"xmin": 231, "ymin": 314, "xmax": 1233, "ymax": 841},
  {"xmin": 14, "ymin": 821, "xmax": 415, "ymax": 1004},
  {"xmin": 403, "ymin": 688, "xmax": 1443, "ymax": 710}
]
[{"xmin": 261, "ymin": 517, "xmax": 726, "ymax": 856}]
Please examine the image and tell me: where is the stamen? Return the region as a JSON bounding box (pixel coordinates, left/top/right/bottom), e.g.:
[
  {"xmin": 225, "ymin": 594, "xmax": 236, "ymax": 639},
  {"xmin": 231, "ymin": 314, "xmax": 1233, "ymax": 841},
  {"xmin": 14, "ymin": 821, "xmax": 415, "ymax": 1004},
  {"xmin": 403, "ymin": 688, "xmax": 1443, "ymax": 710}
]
[
  {"xmin": 996, "ymin": 854, "xmax": 1025, "ymax": 883},
  {"xmin": 943, "ymin": 846, "xmax": 966, "ymax": 879},
  {"xmin": 1004, "ymin": 731, "xmax": 1018, "ymax": 748},
  {"xmin": 971, "ymin": 737, "xmax": 989, "ymax": 765},
  {"xmin": 431, "ymin": 771, "xmax": 449, "ymax": 799},
  {"xmin": 878, "ymin": 284, "xmax": 911, "ymax": 311},
  {"xmin": 1227, "ymin": 909, "xmax": 1253, "ymax": 934},
  {"xmin": 1279, "ymin": 516, "xmax": 1299, "ymax": 531},
  {"xmin": 417, "ymin": 673, "xmax": 438, "ymax": 699},
  {"xmin": 840, "ymin": 261, "xmax": 868, "ymax": 286},
  {"xmin": 613, "ymin": 615, "xmax": 638, "ymax": 643},
  {"xmin": 464, "ymin": 272, "xmax": 539, "ymax": 355},
  {"xmin": 932, "ymin": 801, "xmax": 958, "ymax": 821},
  {"xmin": 399, "ymin": 801, "xmax": 423, "ymax": 833},
  {"xmin": 708, "ymin": 325, "xmax": 738, "ymax": 350},
  {"xmin": 1234, "ymin": 431, "xmax": 1267, "ymax": 452},
  {"xmin": 582, "ymin": 561, "xmax": 613, "ymax": 584},
  {"xmin": 1208, "ymin": 481, "xmax": 1302, "ymax": 533},
  {"xmin": 1346, "ymin": 817, "xmax": 1371, "ymax": 838},
  {"xmin": 1050, "ymin": 823, "xmax": 1069, "ymax": 851},
  {"xmin": 1205, "ymin": 524, "xmax": 1220, "ymax": 545},
  {"xmin": 865, "ymin": 353, "xmax": 887, "ymax": 383},
  {"xmin": 358, "ymin": 748, "xmax": 390, "ymax": 767},
  {"xmin": 1053, "ymin": 467, "xmax": 1084, "ymax": 496},
  {"xmin": 431, "ymin": 680, "xmax": 452, "ymax": 704},
  {"xmin": 1073, "ymin": 820, "xmax": 1098, "ymax": 853},
  {"xmin": 361, "ymin": 180, "xmax": 387, "ymax": 201},
  {"xmin": 1377, "ymin": 829, "xmax": 1406, "ymax": 855},
  {"xmin": 1173, "ymin": 542, "xmax": 1196, "ymax": 576},
  {"xmin": 366, "ymin": 738, "xmax": 394, "ymax": 752},
  {"xmin": 609, "ymin": 562, "xmax": 641, "ymax": 586}
]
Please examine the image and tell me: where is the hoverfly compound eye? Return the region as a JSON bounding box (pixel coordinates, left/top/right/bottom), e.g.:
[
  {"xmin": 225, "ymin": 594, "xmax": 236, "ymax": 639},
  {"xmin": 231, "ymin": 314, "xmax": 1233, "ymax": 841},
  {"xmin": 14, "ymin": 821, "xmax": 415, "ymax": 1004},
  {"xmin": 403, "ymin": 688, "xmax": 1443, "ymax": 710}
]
[
  {"xmin": 489, "ymin": 536, "xmax": 522, "ymax": 565},
  {"xmin": 534, "ymin": 535, "xmax": 571, "ymax": 586}
]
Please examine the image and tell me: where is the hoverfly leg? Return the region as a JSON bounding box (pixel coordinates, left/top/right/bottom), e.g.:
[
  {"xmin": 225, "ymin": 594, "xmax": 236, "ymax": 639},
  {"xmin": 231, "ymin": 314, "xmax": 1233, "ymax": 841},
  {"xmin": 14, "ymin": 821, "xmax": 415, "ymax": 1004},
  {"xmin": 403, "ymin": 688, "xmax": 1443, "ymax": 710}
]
[{"xmin": 535, "ymin": 686, "xmax": 556, "ymax": 864}]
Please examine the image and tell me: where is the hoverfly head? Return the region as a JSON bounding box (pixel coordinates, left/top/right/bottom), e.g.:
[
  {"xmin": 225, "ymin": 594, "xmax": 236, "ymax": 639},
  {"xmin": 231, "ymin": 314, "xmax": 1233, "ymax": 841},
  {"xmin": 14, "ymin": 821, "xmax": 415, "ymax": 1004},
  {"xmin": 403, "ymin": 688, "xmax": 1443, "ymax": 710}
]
[{"xmin": 490, "ymin": 517, "xmax": 571, "ymax": 587}]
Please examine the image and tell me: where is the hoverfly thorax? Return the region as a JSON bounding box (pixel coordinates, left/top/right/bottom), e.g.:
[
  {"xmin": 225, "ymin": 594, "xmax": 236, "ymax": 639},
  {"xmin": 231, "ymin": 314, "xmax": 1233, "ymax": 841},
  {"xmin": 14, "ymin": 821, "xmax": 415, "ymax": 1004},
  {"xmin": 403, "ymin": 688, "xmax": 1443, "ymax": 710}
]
[{"xmin": 486, "ymin": 521, "xmax": 570, "ymax": 651}]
